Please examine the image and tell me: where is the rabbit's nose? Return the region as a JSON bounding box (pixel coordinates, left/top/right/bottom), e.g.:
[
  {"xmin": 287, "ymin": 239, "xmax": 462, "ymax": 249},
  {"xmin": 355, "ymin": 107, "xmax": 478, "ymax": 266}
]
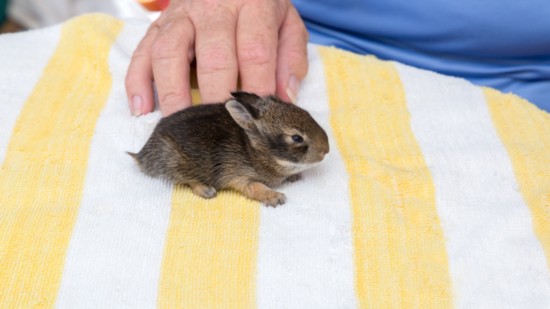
[{"xmin": 322, "ymin": 143, "xmax": 330, "ymax": 155}]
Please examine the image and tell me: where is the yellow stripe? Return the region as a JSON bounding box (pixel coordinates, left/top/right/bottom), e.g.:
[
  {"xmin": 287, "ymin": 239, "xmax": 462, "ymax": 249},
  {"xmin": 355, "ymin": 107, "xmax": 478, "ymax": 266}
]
[
  {"xmin": 484, "ymin": 88, "xmax": 550, "ymax": 268},
  {"xmin": 158, "ymin": 187, "xmax": 260, "ymax": 308},
  {"xmin": 318, "ymin": 47, "xmax": 453, "ymax": 308},
  {"xmin": 0, "ymin": 14, "xmax": 123, "ymax": 307}
]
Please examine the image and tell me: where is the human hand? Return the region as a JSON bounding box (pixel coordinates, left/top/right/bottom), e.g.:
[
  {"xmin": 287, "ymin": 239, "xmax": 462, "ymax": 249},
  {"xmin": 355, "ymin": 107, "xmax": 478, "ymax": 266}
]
[{"xmin": 125, "ymin": 0, "xmax": 308, "ymax": 116}]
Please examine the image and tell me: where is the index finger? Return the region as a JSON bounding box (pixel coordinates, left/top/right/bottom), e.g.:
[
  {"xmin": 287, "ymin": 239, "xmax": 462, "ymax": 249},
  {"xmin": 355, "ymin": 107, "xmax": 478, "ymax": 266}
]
[
  {"xmin": 151, "ymin": 18, "xmax": 195, "ymax": 116},
  {"xmin": 125, "ymin": 24, "xmax": 158, "ymax": 116}
]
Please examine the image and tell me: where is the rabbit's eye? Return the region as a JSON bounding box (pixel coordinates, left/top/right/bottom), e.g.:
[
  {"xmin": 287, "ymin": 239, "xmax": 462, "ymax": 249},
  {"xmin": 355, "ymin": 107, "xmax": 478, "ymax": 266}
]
[{"xmin": 292, "ymin": 135, "xmax": 304, "ymax": 143}]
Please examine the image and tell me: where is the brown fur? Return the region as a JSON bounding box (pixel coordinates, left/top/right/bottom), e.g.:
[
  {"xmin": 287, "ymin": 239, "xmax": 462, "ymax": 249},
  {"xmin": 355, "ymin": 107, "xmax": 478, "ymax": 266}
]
[{"xmin": 128, "ymin": 92, "xmax": 329, "ymax": 207}]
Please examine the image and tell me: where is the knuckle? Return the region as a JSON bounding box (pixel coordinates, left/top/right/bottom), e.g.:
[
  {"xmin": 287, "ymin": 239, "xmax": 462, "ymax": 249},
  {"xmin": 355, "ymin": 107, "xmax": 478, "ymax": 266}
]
[
  {"xmin": 298, "ymin": 23, "xmax": 308, "ymax": 42},
  {"xmin": 197, "ymin": 0, "xmax": 236, "ymax": 12},
  {"xmin": 288, "ymin": 21, "xmax": 308, "ymax": 43},
  {"xmin": 150, "ymin": 21, "xmax": 193, "ymax": 62},
  {"xmin": 201, "ymin": 0, "xmax": 221, "ymax": 9},
  {"xmin": 197, "ymin": 44, "xmax": 235, "ymax": 73},
  {"xmin": 287, "ymin": 49, "xmax": 308, "ymax": 77},
  {"xmin": 131, "ymin": 46, "xmax": 148, "ymax": 59},
  {"xmin": 130, "ymin": 47, "xmax": 150, "ymax": 65},
  {"xmin": 286, "ymin": 47, "xmax": 307, "ymax": 62},
  {"xmin": 160, "ymin": 91, "xmax": 187, "ymax": 108},
  {"xmin": 151, "ymin": 36, "xmax": 181, "ymax": 62},
  {"xmin": 239, "ymin": 43, "xmax": 273, "ymax": 66},
  {"xmin": 125, "ymin": 66, "xmax": 145, "ymax": 90}
]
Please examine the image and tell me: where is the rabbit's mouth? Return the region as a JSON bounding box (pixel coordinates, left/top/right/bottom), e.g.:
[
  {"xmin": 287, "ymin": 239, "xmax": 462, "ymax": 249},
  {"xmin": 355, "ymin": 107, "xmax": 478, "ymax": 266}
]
[{"xmin": 274, "ymin": 158, "xmax": 320, "ymax": 174}]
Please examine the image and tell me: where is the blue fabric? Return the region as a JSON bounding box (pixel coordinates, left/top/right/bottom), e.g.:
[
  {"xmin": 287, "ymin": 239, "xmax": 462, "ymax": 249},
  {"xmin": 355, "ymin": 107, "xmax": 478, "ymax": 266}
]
[
  {"xmin": 293, "ymin": 0, "xmax": 550, "ymax": 112},
  {"xmin": 1, "ymin": 0, "xmax": 8, "ymax": 24}
]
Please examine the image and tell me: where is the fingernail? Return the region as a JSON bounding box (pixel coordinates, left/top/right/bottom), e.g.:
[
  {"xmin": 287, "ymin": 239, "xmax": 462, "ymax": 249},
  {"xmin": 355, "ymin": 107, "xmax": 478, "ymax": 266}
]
[
  {"xmin": 131, "ymin": 95, "xmax": 143, "ymax": 116},
  {"xmin": 286, "ymin": 75, "xmax": 299, "ymax": 104}
]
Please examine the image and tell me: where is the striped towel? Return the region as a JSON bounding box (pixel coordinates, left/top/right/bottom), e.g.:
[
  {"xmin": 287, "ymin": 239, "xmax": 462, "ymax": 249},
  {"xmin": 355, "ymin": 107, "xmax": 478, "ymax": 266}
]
[{"xmin": 1, "ymin": 13, "xmax": 549, "ymax": 308}]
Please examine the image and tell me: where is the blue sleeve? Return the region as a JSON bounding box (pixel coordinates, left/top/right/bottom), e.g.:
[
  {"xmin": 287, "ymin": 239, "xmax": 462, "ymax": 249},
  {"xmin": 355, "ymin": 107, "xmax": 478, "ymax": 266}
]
[{"xmin": 292, "ymin": 0, "xmax": 550, "ymax": 112}]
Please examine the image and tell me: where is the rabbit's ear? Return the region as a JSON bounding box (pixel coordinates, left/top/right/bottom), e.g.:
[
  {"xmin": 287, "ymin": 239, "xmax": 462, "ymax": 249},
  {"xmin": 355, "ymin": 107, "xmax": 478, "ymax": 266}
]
[
  {"xmin": 230, "ymin": 91, "xmax": 266, "ymax": 116},
  {"xmin": 225, "ymin": 99, "xmax": 258, "ymax": 131},
  {"xmin": 231, "ymin": 91, "xmax": 261, "ymax": 105}
]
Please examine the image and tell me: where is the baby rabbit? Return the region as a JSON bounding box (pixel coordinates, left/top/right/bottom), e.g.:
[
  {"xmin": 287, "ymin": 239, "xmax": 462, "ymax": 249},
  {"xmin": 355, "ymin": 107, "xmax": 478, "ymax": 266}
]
[{"xmin": 128, "ymin": 92, "xmax": 329, "ymax": 207}]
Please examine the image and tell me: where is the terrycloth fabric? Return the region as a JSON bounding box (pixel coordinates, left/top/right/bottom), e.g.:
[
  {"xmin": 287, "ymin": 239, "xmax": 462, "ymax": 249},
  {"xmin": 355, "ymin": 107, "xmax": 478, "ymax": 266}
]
[{"xmin": 0, "ymin": 14, "xmax": 549, "ymax": 308}]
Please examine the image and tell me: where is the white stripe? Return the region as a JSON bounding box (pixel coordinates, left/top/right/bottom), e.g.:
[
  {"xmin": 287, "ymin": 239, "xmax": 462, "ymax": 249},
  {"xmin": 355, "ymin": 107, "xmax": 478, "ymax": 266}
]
[
  {"xmin": 55, "ymin": 22, "xmax": 173, "ymax": 309},
  {"xmin": 256, "ymin": 45, "xmax": 357, "ymax": 308},
  {"xmin": 396, "ymin": 63, "xmax": 550, "ymax": 308},
  {"xmin": 0, "ymin": 26, "xmax": 61, "ymax": 165}
]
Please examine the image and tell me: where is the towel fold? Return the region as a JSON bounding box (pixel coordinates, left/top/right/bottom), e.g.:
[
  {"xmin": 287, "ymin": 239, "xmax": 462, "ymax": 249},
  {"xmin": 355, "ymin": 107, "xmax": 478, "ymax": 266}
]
[{"xmin": 0, "ymin": 14, "xmax": 549, "ymax": 308}]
